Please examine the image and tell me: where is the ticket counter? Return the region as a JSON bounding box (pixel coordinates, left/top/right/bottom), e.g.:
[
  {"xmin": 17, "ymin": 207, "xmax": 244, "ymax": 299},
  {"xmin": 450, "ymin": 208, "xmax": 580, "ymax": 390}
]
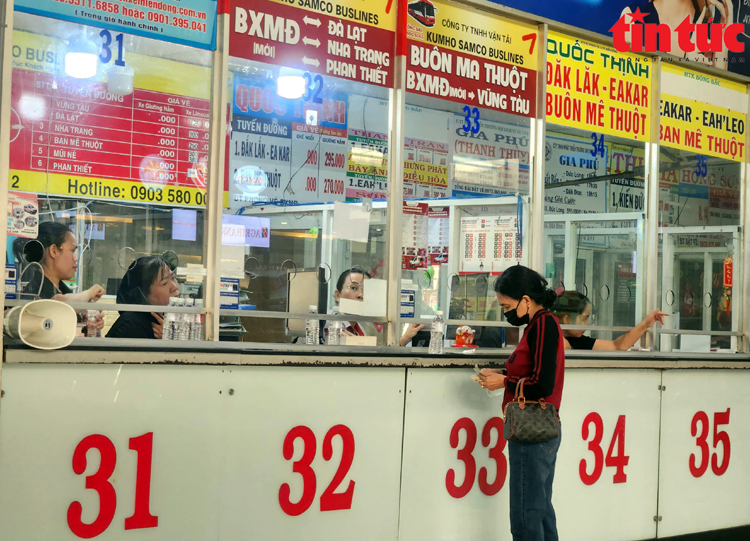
[{"xmin": 1, "ymin": 0, "xmax": 750, "ymax": 539}]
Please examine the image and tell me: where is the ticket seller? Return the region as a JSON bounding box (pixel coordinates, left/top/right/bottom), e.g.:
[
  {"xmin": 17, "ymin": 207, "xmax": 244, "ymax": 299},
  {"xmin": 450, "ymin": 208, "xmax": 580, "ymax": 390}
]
[
  {"xmin": 107, "ymin": 256, "xmax": 179, "ymax": 339},
  {"xmin": 333, "ymin": 268, "xmax": 424, "ymax": 345},
  {"xmin": 551, "ymin": 291, "xmax": 667, "ymax": 350},
  {"xmin": 14, "ymin": 221, "xmax": 105, "ymax": 302},
  {"xmin": 477, "ymin": 265, "xmax": 565, "ymax": 541}
]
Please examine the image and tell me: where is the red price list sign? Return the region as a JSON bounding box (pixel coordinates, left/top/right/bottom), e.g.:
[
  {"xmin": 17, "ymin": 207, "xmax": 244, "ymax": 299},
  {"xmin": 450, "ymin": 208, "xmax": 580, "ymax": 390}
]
[
  {"xmin": 132, "ymin": 89, "xmax": 210, "ymax": 190},
  {"xmin": 12, "ymin": 68, "xmax": 210, "ymax": 202}
]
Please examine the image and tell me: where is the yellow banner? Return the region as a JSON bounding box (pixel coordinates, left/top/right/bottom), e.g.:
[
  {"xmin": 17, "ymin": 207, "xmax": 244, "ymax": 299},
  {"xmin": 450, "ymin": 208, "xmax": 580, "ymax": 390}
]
[
  {"xmin": 660, "ymin": 95, "xmax": 745, "ymax": 162},
  {"xmin": 406, "ymin": 0, "xmax": 537, "ymax": 70},
  {"xmin": 268, "ymin": 0, "xmax": 396, "ymax": 32},
  {"xmin": 404, "ymin": 161, "xmax": 448, "ymax": 187},
  {"xmin": 663, "ymin": 63, "xmax": 746, "ymax": 94},
  {"xmin": 547, "ymin": 32, "xmax": 652, "ymax": 142},
  {"xmin": 12, "ymin": 30, "xmax": 210, "ymax": 99},
  {"xmin": 9, "ymin": 169, "xmax": 208, "ymax": 208}
]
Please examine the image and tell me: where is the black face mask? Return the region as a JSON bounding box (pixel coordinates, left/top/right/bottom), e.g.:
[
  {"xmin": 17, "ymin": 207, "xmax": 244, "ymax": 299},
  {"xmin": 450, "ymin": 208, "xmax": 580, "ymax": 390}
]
[{"xmin": 504, "ymin": 299, "xmax": 529, "ymax": 326}]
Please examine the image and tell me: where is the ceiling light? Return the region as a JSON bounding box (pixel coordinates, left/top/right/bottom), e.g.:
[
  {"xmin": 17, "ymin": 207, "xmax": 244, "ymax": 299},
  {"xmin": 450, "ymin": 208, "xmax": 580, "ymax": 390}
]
[
  {"xmin": 64, "ymin": 38, "xmax": 99, "ymax": 79},
  {"xmin": 276, "ymin": 75, "xmax": 306, "ymax": 100}
]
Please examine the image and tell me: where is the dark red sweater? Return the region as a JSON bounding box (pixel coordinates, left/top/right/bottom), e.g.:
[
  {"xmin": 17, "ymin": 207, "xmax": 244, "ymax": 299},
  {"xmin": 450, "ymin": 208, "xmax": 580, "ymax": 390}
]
[{"xmin": 502, "ymin": 310, "xmax": 565, "ymax": 413}]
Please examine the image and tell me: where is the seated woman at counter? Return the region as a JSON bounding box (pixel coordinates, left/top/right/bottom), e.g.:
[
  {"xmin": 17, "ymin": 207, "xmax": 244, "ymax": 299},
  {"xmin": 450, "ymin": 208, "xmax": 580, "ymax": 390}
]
[
  {"xmin": 332, "ymin": 268, "xmax": 423, "ymax": 345},
  {"xmin": 107, "ymin": 255, "xmax": 179, "ymax": 339},
  {"xmin": 14, "ymin": 221, "xmax": 105, "ymax": 302},
  {"xmin": 551, "ymin": 290, "xmax": 667, "ymax": 350}
]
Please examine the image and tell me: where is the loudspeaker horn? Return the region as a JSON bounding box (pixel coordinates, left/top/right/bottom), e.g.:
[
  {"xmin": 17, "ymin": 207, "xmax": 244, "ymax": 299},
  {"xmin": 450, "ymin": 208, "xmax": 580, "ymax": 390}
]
[{"xmin": 4, "ymin": 300, "xmax": 78, "ymax": 350}]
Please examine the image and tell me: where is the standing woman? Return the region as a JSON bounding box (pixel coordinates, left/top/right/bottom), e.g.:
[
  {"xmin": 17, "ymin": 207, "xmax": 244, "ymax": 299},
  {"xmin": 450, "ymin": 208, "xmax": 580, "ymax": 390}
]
[{"xmin": 478, "ymin": 265, "xmax": 564, "ymax": 541}]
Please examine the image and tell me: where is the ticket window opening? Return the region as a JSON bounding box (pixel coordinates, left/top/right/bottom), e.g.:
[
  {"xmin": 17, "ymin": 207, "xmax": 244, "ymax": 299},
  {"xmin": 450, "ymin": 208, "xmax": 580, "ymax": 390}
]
[
  {"xmin": 544, "ymin": 215, "xmax": 645, "ymax": 337},
  {"xmin": 660, "ymin": 229, "xmax": 740, "ymax": 352}
]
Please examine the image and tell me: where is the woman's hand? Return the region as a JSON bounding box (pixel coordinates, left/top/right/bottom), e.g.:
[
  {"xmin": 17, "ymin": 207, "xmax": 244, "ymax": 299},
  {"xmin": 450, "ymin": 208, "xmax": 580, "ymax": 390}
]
[
  {"xmin": 87, "ymin": 285, "xmax": 105, "ymax": 302},
  {"xmin": 480, "ymin": 368, "xmax": 504, "ymax": 376},
  {"xmin": 399, "ymin": 323, "xmax": 425, "ymax": 346},
  {"xmin": 644, "ymin": 310, "xmax": 668, "ymax": 327},
  {"xmin": 478, "ymin": 371, "xmax": 506, "ymax": 391},
  {"xmin": 151, "ymin": 313, "xmax": 164, "ymax": 339},
  {"xmin": 90, "ymin": 312, "xmax": 105, "ymax": 331}
]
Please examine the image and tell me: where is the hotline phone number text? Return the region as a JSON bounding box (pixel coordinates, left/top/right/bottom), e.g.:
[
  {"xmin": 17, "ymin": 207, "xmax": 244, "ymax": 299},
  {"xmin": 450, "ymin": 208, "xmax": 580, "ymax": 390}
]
[{"xmin": 10, "ymin": 172, "xmax": 207, "ymax": 208}]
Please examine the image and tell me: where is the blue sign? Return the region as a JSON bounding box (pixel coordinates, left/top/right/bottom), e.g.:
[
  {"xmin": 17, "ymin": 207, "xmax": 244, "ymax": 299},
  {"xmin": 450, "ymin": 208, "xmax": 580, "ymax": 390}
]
[
  {"xmin": 232, "ymin": 75, "xmax": 348, "ymax": 129},
  {"xmin": 15, "ymin": 0, "xmax": 218, "ymax": 50}
]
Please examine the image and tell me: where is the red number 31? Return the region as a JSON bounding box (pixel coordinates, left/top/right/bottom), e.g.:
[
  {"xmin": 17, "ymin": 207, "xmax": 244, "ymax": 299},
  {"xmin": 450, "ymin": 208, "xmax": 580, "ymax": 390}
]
[{"xmin": 68, "ymin": 433, "xmax": 158, "ymax": 539}]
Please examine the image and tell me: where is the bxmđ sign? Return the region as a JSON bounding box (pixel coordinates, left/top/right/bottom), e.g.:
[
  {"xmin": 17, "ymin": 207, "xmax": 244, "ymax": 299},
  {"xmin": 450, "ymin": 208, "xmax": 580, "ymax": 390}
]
[{"xmin": 229, "ymin": 0, "xmax": 396, "ymax": 88}]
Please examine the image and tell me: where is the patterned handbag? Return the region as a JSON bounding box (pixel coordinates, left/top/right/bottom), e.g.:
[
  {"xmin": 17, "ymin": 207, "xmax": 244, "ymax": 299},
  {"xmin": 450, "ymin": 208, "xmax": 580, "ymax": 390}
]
[{"xmin": 503, "ymin": 378, "xmax": 559, "ymax": 444}]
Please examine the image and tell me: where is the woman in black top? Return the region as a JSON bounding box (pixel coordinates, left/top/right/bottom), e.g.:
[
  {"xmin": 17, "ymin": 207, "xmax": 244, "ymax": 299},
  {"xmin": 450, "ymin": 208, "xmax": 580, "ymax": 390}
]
[
  {"xmin": 551, "ymin": 291, "xmax": 667, "ymax": 350},
  {"xmin": 107, "ymin": 256, "xmax": 179, "ymax": 339},
  {"xmin": 14, "ymin": 222, "xmax": 105, "ymax": 302}
]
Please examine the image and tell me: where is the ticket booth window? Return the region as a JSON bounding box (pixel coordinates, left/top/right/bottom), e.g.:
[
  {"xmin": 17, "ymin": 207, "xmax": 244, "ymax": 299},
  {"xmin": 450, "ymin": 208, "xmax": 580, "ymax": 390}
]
[
  {"xmin": 222, "ymin": 22, "xmax": 394, "ymax": 344},
  {"xmin": 401, "ymin": 1, "xmax": 536, "ymax": 346},
  {"xmin": 544, "ymin": 33, "xmax": 652, "ymax": 345},
  {"xmin": 6, "ymin": 12, "xmax": 213, "ymax": 338}
]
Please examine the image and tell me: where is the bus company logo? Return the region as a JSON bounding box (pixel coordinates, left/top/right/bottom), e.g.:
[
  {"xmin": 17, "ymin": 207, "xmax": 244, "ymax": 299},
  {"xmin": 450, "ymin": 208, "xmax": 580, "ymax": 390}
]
[
  {"xmin": 609, "ymin": 8, "xmax": 745, "ymax": 54},
  {"xmin": 407, "ymin": 0, "xmax": 437, "ymax": 27}
]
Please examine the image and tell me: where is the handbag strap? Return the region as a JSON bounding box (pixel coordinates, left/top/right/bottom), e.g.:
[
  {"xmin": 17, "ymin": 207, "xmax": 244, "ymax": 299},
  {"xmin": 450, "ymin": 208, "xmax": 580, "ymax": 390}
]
[
  {"xmin": 516, "ymin": 378, "xmax": 526, "ymax": 407},
  {"xmin": 515, "ymin": 378, "xmax": 548, "ymax": 410}
]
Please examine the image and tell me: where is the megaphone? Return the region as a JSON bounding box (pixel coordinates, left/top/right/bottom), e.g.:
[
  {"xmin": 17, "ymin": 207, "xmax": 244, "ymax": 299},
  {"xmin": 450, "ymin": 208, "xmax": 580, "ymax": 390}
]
[{"xmin": 4, "ymin": 300, "xmax": 78, "ymax": 350}]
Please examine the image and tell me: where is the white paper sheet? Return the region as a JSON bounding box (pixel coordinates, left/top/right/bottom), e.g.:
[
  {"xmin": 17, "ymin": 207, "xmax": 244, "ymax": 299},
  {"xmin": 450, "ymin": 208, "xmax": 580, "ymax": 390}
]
[{"xmin": 332, "ymin": 201, "xmax": 370, "ymax": 243}]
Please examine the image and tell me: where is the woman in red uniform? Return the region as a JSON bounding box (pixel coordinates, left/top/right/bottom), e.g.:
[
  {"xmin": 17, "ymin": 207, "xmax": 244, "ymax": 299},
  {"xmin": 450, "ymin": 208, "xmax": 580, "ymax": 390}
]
[{"xmin": 478, "ymin": 265, "xmax": 564, "ymax": 541}]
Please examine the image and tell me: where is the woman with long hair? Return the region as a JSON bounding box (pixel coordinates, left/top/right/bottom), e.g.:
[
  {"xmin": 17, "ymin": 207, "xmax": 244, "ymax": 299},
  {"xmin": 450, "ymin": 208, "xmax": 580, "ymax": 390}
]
[
  {"xmin": 13, "ymin": 221, "xmax": 104, "ymax": 303},
  {"xmin": 477, "ymin": 265, "xmax": 565, "ymax": 541},
  {"xmin": 107, "ymin": 256, "xmax": 179, "ymax": 339},
  {"xmin": 551, "ymin": 291, "xmax": 667, "ymax": 350}
]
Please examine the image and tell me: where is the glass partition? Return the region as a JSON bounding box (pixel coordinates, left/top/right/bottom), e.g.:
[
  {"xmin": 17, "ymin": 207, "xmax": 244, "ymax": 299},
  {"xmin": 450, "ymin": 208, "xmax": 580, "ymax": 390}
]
[
  {"xmin": 543, "ymin": 32, "xmax": 654, "ymax": 350},
  {"xmin": 6, "ymin": 12, "xmax": 212, "ymax": 340},
  {"xmin": 656, "ymin": 67, "xmax": 745, "ymax": 352},
  {"xmin": 399, "ymin": 1, "xmax": 537, "ymax": 347},
  {"xmin": 221, "ymin": 56, "xmax": 393, "ymax": 344}
]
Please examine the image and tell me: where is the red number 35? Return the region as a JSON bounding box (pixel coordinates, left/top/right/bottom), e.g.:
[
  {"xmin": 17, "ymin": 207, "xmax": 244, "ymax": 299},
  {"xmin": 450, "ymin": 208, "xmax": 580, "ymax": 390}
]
[{"xmin": 690, "ymin": 409, "xmax": 731, "ymax": 478}]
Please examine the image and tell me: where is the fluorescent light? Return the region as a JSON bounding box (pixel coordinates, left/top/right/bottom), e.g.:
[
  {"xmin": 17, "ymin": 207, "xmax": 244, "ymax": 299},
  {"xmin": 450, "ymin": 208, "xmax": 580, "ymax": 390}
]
[
  {"xmin": 276, "ymin": 75, "xmax": 306, "ymax": 100},
  {"xmin": 65, "ymin": 52, "xmax": 97, "ymax": 79},
  {"xmin": 65, "ymin": 37, "xmax": 99, "ymax": 79}
]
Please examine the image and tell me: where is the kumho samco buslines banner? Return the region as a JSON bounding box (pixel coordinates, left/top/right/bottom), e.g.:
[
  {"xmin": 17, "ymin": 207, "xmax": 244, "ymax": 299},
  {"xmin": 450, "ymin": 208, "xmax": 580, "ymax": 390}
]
[
  {"xmin": 405, "ymin": 0, "xmax": 538, "ymax": 117},
  {"xmin": 660, "ymin": 63, "xmax": 747, "ymax": 163},
  {"xmin": 229, "ymin": 0, "xmax": 396, "ymax": 88},
  {"xmin": 547, "ymin": 32, "xmax": 652, "ymax": 141}
]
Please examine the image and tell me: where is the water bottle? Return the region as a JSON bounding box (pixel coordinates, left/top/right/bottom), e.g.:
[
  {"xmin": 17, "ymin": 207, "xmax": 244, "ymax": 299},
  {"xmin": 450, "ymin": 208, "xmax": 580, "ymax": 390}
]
[
  {"xmin": 176, "ymin": 298, "xmax": 190, "ymax": 341},
  {"xmin": 162, "ymin": 297, "xmax": 179, "ymax": 341},
  {"xmin": 86, "ymin": 310, "xmax": 101, "ymax": 338},
  {"xmin": 429, "ymin": 310, "xmax": 445, "ymax": 354},
  {"xmin": 190, "ymin": 299, "xmax": 203, "ymax": 341},
  {"xmin": 328, "ymin": 307, "xmax": 342, "ymax": 346},
  {"xmin": 305, "ymin": 305, "xmax": 319, "ymax": 345}
]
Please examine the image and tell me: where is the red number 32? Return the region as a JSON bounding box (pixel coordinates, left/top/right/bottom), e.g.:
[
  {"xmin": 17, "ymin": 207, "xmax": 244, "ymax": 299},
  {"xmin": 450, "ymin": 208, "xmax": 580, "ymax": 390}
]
[{"xmin": 278, "ymin": 424, "xmax": 356, "ymax": 516}]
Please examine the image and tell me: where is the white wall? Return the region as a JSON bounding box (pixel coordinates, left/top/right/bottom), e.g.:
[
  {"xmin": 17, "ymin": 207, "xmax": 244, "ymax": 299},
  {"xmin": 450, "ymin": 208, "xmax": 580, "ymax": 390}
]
[{"xmin": 0, "ymin": 364, "xmax": 748, "ymax": 540}]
